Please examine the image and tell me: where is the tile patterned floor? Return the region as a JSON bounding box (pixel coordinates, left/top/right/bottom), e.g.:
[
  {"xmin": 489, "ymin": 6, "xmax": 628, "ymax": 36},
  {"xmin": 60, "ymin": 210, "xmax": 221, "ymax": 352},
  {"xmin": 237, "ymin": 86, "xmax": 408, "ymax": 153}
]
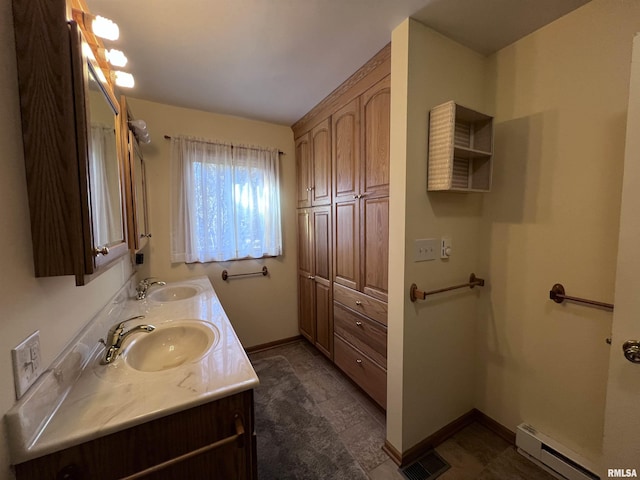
[{"xmin": 249, "ymin": 339, "xmax": 556, "ymax": 480}]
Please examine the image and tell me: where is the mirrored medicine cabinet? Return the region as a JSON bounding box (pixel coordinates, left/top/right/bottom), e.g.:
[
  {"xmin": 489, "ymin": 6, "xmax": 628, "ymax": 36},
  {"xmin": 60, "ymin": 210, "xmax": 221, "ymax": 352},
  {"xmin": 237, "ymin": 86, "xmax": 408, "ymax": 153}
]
[
  {"xmin": 12, "ymin": 0, "xmax": 130, "ymax": 285},
  {"xmin": 120, "ymin": 96, "xmax": 152, "ymax": 252}
]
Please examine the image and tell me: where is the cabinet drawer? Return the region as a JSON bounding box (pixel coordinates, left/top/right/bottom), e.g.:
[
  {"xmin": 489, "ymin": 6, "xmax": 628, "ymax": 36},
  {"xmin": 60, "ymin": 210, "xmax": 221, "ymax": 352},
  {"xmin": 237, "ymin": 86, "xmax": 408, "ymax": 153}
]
[
  {"xmin": 333, "ymin": 283, "xmax": 387, "ymax": 326},
  {"xmin": 334, "ymin": 335, "xmax": 386, "ymax": 409},
  {"xmin": 334, "ymin": 302, "xmax": 387, "ymax": 368}
]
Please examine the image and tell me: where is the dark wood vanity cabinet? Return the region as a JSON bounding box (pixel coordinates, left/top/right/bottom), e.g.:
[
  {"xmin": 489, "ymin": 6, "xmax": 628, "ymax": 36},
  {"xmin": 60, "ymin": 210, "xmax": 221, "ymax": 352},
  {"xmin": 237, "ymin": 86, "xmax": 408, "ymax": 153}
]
[{"xmin": 14, "ymin": 390, "xmax": 257, "ymax": 480}]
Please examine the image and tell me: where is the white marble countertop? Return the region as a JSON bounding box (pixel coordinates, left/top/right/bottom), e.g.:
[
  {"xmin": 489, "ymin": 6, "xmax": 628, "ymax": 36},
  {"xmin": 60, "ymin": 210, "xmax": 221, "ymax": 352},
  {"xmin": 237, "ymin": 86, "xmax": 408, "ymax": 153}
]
[{"xmin": 5, "ymin": 276, "xmax": 259, "ymax": 464}]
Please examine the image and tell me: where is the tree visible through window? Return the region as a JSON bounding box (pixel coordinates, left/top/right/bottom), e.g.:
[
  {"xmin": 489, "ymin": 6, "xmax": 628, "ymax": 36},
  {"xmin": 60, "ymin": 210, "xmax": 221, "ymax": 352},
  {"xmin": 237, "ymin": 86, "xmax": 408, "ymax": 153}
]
[{"xmin": 170, "ymin": 135, "xmax": 282, "ymax": 263}]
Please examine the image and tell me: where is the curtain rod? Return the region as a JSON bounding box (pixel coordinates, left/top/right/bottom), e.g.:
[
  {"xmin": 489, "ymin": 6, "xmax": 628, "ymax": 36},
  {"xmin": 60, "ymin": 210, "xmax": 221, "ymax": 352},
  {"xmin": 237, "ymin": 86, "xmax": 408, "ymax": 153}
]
[{"xmin": 164, "ymin": 135, "xmax": 284, "ymax": 155}]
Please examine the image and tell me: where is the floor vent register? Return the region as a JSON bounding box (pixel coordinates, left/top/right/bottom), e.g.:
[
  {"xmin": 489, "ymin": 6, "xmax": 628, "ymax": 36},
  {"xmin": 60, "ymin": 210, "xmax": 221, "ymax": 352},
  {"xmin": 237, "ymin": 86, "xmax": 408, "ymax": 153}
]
[{"xmin": 400, "ymin": 450, "xmax": 451, "ymax": 480}]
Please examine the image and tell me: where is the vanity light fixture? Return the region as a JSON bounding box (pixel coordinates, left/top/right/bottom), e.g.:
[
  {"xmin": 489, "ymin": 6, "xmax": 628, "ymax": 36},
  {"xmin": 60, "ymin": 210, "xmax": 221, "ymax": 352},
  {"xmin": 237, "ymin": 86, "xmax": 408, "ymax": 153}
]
[
  {"xmin": 114, "ymin": 71, "xmax": 135, "ymax": 88},
  {"xmin": 105, "ymin": 49, "xmax": 128, "ymax": 68},
  {"xmin": 91, "ymin": 15, "xmax": 119, "ymax": 41}
]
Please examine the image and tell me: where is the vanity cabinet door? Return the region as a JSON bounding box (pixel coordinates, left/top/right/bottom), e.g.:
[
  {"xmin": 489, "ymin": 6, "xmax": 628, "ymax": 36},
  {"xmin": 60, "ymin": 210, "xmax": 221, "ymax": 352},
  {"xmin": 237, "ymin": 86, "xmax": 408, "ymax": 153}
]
[
  {"xmin": 14, "ymin": 390, "xmax": 256, "ymax": 480},
  {"xmin": 12, "ymin": 1, "xmax": 130, "ymax": 286}
]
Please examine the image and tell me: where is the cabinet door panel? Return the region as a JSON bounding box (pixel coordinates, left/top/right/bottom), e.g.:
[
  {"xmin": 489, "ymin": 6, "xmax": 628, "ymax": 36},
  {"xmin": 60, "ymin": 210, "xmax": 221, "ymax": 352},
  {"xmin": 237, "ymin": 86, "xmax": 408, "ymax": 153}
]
[
  {"xmin": 313, "ymin": 207, "xmax": 331, "ymax": 282},
  {"xmin": 311, "ymin": 118, "xmax": 332, "ymax": 206},
  {"xmin": 334, "ymin": 201, "xmax": 359, "ymax": 290},
  {"xmin": 362, "ymin": 196, "xmax": 389, "ymax": 301},
  {"xmin": 298, "ymin": 273, "xmax": 315, "ymax": 342},
  {"xmin": 296, "ymin": 210, "xmax": 312, "ymax": 274},
  {"xmin": 332, "ymin": 98, "xmax": 360, "ymax": 202},
  {"xmin": 296, "ymin": 134, "xmax": 311, "ymax": 208},
  {"xmin": 361, "ymin": 76, "xmax": 390, "ymax": 197},
  {"xmin": 314, "ymin": 280, "xmax": 332, "ymax": 357}
]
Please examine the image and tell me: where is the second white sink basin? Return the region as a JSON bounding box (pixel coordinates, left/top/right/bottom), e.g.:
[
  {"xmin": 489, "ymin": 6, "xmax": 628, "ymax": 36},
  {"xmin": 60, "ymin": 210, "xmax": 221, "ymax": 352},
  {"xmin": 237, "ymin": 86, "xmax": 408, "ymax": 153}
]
[
  {"xmin": 123, "ymin": 320, "xmax": 218, "ymax": 372},
  {"xmin": 147, "ymin": 285, "xmax": 200, "ymax": 302}
]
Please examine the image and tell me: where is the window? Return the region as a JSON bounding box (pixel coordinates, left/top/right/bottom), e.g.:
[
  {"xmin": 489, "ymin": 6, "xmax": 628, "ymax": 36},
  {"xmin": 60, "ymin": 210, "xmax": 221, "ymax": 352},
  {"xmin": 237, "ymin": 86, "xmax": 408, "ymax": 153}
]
[{"xmin": 170, "ymin": 136, "xmax": 282, "ymax": 263}]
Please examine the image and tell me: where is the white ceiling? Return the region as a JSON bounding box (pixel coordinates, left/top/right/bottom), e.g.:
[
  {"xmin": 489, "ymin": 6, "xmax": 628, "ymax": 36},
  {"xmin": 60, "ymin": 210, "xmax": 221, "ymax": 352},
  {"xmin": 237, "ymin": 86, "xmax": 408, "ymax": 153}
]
[{"xmin": 86, "ymin": 0, "xmax": 590, "ymax": 126}]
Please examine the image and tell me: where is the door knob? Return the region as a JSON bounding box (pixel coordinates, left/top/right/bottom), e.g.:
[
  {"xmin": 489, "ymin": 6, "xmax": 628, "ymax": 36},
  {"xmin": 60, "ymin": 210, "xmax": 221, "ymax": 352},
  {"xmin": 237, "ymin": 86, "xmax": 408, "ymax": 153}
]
[{"xmin": 622, "ymin": 340, "xmax": 640, "ymax": 364}]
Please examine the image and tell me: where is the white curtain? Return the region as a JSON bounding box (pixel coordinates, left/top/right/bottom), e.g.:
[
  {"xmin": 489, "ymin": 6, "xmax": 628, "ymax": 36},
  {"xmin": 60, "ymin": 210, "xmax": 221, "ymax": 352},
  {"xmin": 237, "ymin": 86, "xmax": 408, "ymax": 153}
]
[
  {"xmin": 89, "ymin": 124, "xmax": 120, "ymax": 247},
  {"xmin": 170, "ymin": 135, "xmax": 282, "ymax": 263}
]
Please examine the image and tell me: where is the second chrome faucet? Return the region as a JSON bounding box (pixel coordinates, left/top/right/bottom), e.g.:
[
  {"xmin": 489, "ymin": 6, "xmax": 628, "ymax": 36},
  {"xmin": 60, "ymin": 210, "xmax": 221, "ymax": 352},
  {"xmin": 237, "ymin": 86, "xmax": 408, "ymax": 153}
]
[
  {"xmin": 136, "ymin": 278, "xmax": 166, "ymax": 300},
  {"xmin": 102, "ymin": 315, "xmax": 155, "ymax": 364}
]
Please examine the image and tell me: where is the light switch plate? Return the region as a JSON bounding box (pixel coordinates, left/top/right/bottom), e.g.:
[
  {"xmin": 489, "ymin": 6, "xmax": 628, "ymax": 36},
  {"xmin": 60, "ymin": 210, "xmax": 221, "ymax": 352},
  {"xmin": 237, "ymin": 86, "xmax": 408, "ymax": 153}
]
[
  {"xmin": 11, "ymin": 331, "xmax": 42, "ymax": 399},
  {"xmin": 414, "ymin": 238, "xmax": 437, "ymax": 262}
]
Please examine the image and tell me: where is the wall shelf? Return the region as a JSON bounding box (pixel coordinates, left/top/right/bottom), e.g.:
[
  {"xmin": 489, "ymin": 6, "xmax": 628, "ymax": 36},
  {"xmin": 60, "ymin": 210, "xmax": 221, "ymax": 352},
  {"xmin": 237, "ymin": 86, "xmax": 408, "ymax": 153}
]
[{"xmin": 427, "ymin": 101, "xmax": 493, "ymax": 192}]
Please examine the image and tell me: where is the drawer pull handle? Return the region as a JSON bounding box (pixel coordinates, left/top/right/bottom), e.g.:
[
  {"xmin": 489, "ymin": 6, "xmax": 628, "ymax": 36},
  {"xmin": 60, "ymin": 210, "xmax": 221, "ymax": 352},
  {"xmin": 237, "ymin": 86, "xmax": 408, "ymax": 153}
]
[
  {"xmin": 119, "ymin": 415, "xmax": 245, "ymax": 480},
  {"xmin": 356, "ymin": 359, "xmax": 363, "ymax": 365},
  {"xmin": 355, "ymin": 300, "xmax": 362, "ymax": 306},
  {"xmin": 355, "ymin": 321, "xmax": 363, "ymax": 327}
]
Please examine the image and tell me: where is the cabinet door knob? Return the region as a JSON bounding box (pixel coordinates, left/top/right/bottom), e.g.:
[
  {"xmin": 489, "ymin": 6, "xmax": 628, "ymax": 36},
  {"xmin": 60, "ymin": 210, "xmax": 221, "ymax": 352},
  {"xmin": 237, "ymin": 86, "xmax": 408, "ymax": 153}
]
[
  {"xmin": 353, "ymin": 195, "xmax": 358, "ymax": 199},
  {"xmin": 308, "ymin": 275, "xmax": 315, "ymax": 280},
  {"xmin": 356, "ymin": 359, "xmax": 363, "ymax": 365},
  {"xmin": 355, "ymin": 300, "xmax": 362, "ymax": 306},
  {"xmin": 355, "ymin": 321, "xmax": 363, "ymax": 327},
  {"xmin": 93, "ymin": 246, "xmax": 109, "ymax": 256}
]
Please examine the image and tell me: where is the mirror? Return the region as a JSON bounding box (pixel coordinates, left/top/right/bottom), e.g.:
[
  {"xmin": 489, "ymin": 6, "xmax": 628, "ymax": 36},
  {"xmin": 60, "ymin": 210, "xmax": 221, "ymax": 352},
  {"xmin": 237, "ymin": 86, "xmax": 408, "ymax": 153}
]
[
  {"xmin": 86, "ymin": 63, "xmax": 125, "ymax": 252},
  {"xmin": 132, "ymin": 131, "xmax": 150, "ymax": 246}
]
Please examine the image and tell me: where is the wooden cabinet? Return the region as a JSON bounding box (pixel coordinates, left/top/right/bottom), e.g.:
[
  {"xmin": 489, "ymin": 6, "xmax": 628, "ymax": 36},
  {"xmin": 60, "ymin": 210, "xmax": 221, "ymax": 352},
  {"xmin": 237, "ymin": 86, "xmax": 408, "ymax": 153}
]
[
  {"xmin": 297, "ymin": 207, "xmax": 333, "ymax": 358},
  {"xmin": 361, "ymin": 76, "xmax": 390, "ymax": 198},
  {"xmin": 12, "ymin": 0, "xmax": 129, "ymax": 286},
  {"xmin": 310, "ymin": 118, "xmax": 332, "ymax": 206},
  {"xmin": 296, "ymin": 118, "xmax": 332, "ymax": 208},
  {"xmin": 14, "ymin": 390, "xmax": 256, "ymax": 480},
  {"xmin": 121, "ymin": 96, "xmax": 151, "ymax": 252},
  {"xmin": 333, "ymin": 76, "xmax": 390, "ymax": 302},
  {"xmin": 294, "ymin": 45, "xmax": 390, "ymax": 406},
  {"xmin": 333, "ymin": 98, "xmax": 360, "ymax": 202},
  {"xmin": 427, "ymin": 101, "xmax": 493, "ymax": 192},
  {"xmin": 296, "ymin": 134, "xmax": 312, "ymax": 208}
]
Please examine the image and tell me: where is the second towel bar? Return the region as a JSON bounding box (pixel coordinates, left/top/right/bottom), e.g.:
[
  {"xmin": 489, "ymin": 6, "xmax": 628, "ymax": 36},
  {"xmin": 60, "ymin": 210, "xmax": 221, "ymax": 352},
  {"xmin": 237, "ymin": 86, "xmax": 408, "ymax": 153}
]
[
  {"xmin": 410, "ymin": 273, "xmax": 485, "ymax": 302},
  {"xmin": 222, "ymin": 266, "xmax": 268, "ymax": 281},
  {"xmin": 549, "ymin": 283, "xmax": 614, "ymax": 311}
]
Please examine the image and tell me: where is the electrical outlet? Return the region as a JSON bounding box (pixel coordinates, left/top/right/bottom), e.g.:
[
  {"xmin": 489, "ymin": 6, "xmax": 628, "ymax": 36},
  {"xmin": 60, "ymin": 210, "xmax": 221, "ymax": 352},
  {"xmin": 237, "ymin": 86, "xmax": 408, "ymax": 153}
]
[
  {"xmin": 414, "ymin": 238, "xmax": 437, "ymax": 262},
  {"xmin": 11, "ymin": 331, "xmax": 42, "ymax": 399}
]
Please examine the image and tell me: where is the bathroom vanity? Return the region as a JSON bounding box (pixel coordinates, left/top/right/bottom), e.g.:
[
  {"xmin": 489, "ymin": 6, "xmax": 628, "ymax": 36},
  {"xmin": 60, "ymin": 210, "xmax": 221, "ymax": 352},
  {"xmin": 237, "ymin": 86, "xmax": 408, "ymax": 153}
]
[{"xmin": 5, "ymin": 277, "xmax": 259, "ymax": 480}]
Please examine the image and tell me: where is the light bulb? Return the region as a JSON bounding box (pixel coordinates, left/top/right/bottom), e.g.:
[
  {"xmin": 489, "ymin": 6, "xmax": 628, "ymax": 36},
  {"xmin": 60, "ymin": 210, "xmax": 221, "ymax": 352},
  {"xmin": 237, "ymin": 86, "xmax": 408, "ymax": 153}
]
[
  {"xmin": 129, "ymin": 119, "xmax": 146, "ymax": 131},
  {"xmin": 92, "ymin": 15, "xmax": 119, "ymax": 41},
  {"xmin": 105, "ymin": 49, "xmax": 127, "ymax": 67},
  {"xmin": 114, "ymin": 71, "xmax": 134, "ymax": 88}
]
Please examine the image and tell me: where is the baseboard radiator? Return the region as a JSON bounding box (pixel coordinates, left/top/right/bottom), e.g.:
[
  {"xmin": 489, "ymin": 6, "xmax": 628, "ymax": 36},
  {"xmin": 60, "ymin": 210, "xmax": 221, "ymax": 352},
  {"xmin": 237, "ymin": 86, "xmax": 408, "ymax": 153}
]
[{"xmin": 516, "ymin": 424, "xmax": 599, "ymax": 480}]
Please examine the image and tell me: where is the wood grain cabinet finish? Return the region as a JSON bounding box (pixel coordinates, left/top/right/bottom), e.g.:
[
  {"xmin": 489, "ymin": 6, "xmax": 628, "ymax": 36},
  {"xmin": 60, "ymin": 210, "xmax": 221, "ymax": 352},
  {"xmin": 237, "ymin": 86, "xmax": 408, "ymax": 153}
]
[
  {"xmin": 14, "ymin": 390, "xmax": 257, "ymax": 480},
  {"xmin": 334, "ymin": 335, "xmax": 387, "ymax": 409},
  {"xmin": 296, "ymin": 133, "xmax": 312, "ymax": 208},
  {"xmin": 294, "ymin": 48, "xmax": 390, "ymax": 406},
  {"xmin": 297, "ymin": 207, "xmax": 333, "ymax": 358},
  {"xmin": 12, "ymin": 0, "xmax": 129, "ymax": 286},
  {"xmin": 310, "ymin": 118, "xmax": 332, "ymax": 206},
  {"xmin": 361, "ymin": 76, "xmax": 391, "ymax": 198}
]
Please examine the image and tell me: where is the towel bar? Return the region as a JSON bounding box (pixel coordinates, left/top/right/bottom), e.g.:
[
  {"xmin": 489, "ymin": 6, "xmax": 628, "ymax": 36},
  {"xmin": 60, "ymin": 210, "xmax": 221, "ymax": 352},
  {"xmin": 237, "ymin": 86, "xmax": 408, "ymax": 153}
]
[{"xmin": 410, "ymin": 273, "xmax": 485, "ymax": 302}]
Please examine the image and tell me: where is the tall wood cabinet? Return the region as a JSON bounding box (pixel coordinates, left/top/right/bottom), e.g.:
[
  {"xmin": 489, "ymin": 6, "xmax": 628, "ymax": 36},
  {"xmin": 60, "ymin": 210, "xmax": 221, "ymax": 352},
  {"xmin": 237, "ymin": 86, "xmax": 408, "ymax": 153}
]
[
  {"xmin": 297, "ymin": 206, "xmax": 332, "ymax": 358},
  {"xmin": 294, "ymin": 45, "xmax": 390, "ymax": 409}
]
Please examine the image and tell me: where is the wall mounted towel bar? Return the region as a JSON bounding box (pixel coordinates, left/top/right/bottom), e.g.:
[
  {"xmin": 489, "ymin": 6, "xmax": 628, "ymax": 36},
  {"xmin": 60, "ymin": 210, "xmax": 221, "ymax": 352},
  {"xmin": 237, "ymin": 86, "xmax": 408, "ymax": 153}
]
[
  {"xmin": 549, "ymin": 283, "xmax": 614, "ymax": 311},
  {"xmin": 222, "ymin": 266, "xmax": 268, "ymax": 281},
  {"xmin": 410, "ymin": 273, "xmax": 485, "ymax": 302}
]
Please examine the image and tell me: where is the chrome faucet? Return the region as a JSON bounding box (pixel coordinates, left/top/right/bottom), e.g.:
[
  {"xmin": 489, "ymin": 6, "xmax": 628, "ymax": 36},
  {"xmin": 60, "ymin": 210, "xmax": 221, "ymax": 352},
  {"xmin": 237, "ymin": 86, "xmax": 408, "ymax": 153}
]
[
  {"xmin": 136, "ymin": 277, "xmax": 166, "ymax": 300},
  {"xmin": 101, "ymin": 315, "xmax": 155, "ymax": 364}
]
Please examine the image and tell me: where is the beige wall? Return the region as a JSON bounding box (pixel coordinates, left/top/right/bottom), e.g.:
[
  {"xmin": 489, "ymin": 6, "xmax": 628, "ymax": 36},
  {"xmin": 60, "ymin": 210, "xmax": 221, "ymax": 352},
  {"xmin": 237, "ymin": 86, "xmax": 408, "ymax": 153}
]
[
  {"xmin": 477, "ymin": 0, "xmax": 640, "ymax": 463},
  {"xmin": 388, "ymin": 18, "xmax": 489, "ymax": 452},
  {"xmin": 127, "ymin": 99, "xmax": 298, "ymax": 348},
  {"xmin": 0, "ymin": 0, "xmax": 133, "ymax": 477}
]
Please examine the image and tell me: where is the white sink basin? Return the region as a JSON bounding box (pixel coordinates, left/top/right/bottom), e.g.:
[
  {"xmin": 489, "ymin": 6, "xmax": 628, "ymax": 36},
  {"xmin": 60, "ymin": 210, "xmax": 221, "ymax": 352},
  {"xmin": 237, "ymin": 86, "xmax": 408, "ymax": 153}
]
[
  {"xmin": 147, "ymin": 285, "xmax": 200, "ymax": 302},
  {"xmin": 123, "ymin": 320, "xmax": 218, "ymax": 372}
]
